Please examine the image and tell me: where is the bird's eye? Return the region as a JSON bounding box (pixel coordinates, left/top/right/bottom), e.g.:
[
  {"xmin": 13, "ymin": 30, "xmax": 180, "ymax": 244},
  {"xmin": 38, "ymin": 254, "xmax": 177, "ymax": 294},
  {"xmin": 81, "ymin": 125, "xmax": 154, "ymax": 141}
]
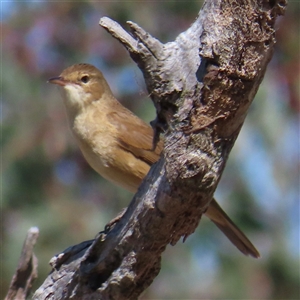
[{"xmin": 80, "ymin": 75, "xmax": 89, "ymax": 83}]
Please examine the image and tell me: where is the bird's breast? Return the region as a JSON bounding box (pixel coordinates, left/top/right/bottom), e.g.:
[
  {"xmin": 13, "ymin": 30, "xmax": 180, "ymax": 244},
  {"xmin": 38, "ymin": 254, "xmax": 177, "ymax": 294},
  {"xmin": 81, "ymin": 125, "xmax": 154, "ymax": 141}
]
[
  {"xmin": 72, "ymin": 111, "xmax": 114, "ymax": 168},
  {"xmin": 71, "ymin": 111, "xmax": 150, "ymax": 193}
]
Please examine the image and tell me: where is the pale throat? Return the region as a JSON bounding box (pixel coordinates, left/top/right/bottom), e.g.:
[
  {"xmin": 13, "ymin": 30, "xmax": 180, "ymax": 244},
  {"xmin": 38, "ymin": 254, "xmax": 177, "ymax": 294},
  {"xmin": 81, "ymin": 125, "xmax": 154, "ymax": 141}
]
[{"xmin": 62, "ymin": 83, "xmax": 91, "ymax": 123}]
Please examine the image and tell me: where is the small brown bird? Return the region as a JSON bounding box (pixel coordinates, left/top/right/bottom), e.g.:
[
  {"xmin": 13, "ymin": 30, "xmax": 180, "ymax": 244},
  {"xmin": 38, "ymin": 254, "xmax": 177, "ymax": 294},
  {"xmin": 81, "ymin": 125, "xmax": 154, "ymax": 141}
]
[{"xmin": 49, "ymin": 63, "xmax": 260, "ymax": 258}]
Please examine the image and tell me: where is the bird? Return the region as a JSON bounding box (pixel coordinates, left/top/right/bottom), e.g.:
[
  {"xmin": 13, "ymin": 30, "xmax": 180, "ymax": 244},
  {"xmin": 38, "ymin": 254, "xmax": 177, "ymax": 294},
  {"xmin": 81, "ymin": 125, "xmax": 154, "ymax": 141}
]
[{"xmin": 48, "ymin": 63, "xmax": 260, "ymax": 258}]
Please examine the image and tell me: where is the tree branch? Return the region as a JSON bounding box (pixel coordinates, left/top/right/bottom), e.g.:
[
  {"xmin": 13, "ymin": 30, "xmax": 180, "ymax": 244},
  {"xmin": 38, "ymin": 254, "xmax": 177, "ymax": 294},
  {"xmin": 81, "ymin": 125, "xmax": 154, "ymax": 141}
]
[
  {"xmin": 5, "ymin": 227, "xmax": 39, "ymax": 300},
  {"xmin": 33, "ymin": 0, "xmax": 287, "ymax": 299}
]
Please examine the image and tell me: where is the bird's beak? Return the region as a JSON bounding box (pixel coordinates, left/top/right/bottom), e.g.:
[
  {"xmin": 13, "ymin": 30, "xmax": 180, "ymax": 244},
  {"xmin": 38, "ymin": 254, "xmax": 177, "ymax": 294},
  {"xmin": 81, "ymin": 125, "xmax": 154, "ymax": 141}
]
[{"xmin": 48, "ymin": 76, "xmax": 68, "ymax": 86}]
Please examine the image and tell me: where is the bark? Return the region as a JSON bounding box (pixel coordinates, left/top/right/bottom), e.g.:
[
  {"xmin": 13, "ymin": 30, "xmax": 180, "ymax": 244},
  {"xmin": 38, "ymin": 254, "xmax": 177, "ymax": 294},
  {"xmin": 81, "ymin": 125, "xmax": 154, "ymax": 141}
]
[{"xmin": 33, "ymin": 0, "xmax": 286, "ymax": 299}]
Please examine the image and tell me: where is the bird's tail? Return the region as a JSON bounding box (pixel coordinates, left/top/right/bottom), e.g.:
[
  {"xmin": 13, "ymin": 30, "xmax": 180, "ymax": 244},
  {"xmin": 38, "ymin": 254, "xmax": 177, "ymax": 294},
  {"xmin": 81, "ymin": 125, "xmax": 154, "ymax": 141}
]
[{"xmin": 205, "ymin": 198, "xmax": 260, "ymax": 258}]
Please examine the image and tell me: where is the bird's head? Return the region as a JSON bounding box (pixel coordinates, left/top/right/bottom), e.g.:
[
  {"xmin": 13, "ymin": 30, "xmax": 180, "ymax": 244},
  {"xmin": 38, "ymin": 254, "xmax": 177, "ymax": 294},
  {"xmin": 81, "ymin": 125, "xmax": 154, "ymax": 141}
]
[{"xmin": 49, "ymin": 63, "xmax": 113, "ymax": 116}]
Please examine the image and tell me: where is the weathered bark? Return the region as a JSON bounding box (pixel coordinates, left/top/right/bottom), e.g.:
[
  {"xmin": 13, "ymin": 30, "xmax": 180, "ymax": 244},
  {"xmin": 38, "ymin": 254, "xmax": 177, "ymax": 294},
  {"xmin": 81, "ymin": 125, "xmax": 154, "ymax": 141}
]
[
  {"xmin": 33, "ymin": 0, "xmax": 287, "ymax": 299},
  {"xmin": 5, "ymin": 227, "xmax": 39, "ymax": 300}
]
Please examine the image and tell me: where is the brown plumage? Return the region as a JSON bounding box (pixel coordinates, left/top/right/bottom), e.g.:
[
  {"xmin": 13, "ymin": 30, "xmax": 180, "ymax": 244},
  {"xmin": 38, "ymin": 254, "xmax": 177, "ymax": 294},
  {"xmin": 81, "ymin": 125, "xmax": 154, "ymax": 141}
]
[{"xmin": 49, "ymin": 63, "xmax": 260, "ymax": 258}]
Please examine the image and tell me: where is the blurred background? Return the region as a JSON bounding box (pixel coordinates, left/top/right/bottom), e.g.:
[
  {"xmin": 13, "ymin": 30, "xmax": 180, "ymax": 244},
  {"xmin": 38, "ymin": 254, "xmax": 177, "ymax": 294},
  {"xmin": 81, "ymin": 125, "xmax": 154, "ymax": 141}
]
[{"xmin": 1, "ymin": 1, "xmax": 299, "ymax": 299}]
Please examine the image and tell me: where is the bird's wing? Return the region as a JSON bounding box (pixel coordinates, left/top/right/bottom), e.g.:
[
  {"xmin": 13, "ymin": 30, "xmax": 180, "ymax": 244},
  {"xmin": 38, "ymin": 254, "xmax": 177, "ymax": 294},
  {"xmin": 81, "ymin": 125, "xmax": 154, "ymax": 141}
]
[{"xmin": 107, "ymin": 110, "xmax": 163, "ymax": 166}]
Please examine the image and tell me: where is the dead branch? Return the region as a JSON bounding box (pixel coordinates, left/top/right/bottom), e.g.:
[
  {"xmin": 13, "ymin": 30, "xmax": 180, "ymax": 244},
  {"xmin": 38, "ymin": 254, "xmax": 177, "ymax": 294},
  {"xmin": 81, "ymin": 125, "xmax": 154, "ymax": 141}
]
[
  {"xmin": 5, "ymin": 227, "xmax": 39, "ymax": 300},
  {"xmin": 33, "ymin": 1, "xmax": 286, "ymax": 299}
]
